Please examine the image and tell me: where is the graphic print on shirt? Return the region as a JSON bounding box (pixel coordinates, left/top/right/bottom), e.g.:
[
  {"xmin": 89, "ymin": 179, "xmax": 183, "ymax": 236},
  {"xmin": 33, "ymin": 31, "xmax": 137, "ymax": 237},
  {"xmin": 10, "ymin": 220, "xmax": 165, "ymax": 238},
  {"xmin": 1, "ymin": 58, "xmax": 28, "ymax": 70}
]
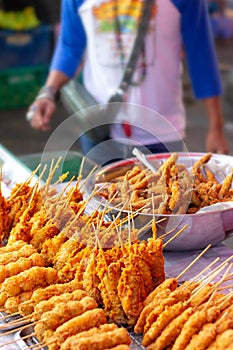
[{"xmin": 92, "ymin": 0, "xmax": 157, "ymax": 70}]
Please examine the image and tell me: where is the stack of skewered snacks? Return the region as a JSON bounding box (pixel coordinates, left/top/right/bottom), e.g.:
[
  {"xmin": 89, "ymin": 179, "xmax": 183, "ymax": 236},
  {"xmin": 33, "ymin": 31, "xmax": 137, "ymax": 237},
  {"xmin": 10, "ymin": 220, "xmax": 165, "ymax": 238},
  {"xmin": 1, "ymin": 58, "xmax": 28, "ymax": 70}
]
[
  {"xmin": 96, "ymin": 152, "xmax": 233, "ymax": 214},
  {"xmin": 134, "ymin": 257, "xmax": 233, "ymax": 350}
]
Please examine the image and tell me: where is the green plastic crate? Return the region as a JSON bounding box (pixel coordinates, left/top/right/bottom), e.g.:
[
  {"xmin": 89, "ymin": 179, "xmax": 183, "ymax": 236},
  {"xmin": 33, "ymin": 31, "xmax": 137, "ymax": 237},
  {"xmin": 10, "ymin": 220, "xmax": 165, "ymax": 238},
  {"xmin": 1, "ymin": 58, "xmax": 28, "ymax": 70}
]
[
  {"xmin": 19, "ymin": 151, "xmax": 97, "ymax": 183},
  {"xmin": 0, "ymin": 64, "xmax": 48, "ymax": 109}
]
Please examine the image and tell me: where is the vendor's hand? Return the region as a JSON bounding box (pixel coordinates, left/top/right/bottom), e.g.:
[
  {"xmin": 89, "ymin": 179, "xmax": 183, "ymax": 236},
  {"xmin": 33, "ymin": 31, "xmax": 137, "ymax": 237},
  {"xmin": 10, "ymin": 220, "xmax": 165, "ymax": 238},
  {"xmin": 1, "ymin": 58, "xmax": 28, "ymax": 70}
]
[
  {"xmin": 206, "ymin": 129, "xmax": 229, "ymax": 155},
  {"xmin": 26, "ymin": 98, "xmax": 56, "ymax": 131}
]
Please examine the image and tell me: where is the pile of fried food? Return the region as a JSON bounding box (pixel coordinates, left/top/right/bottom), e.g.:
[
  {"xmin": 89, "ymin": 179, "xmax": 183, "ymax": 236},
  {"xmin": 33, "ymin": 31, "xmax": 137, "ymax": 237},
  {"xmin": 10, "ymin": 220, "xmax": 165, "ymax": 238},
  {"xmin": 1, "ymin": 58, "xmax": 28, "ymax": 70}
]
[
  {"xmin": 134, "ymin": 271, "xmax": 233, "ymax": 350},
  {"xmin": 0, "ymin": 161, "xmax": 165, "ymax": 349},
  {"xmin": 96, "ymin": 152, "xmax": 233, "ymax": 214},
  {"xmin": 0, "ymin": 157, "xmax": 232, "ymax": 349}
]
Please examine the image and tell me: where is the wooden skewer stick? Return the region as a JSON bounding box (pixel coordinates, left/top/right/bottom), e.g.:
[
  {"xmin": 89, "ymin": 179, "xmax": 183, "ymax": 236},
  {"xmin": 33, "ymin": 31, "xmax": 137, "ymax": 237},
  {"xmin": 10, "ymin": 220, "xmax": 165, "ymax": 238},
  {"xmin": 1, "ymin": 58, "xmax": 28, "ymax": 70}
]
[
  {"xmin": 189, "ymin": 262, "xmax": 229, "ymax": 300},
  {"xmin": 0, "ymin": 320, "xmax": 37, "ymax": 337},
  {"xmin": 204, "ymin": 263, "xmax": 233, "ymax": 308},
  {"xmin": 162, "ymin": 224, "xmax": 188, "ymax": 249},
  {"xmin": 187, "ymin": 257, "xmax": 220, "ymax": 283},
  {"xmin": 197, "ymin": 254, "xmax": 233, "ymax": 284},
  {"xmin": 176, "ymin": 244, "xmax": 212, "ymax": 281},
  {"xmin": 1, "ymin": 313, "xmax": 32, "ymax": 328},
  {"xmin": 218, "ymin": 283, "xmax": 233, "ymax": 291},
  {"xmin": 1, "ymin": 332, "xmax": 36, "ymax": 348}
]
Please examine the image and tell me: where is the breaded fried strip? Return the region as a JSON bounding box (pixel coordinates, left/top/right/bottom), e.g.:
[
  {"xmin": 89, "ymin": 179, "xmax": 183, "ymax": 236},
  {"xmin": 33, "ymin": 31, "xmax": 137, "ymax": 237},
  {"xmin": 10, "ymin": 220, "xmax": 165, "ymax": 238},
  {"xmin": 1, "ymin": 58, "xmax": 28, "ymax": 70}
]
[
  {"xmin": 207, "ymin": 329, "xmax": 233, "ymax": 350},
  {"xmin": 1, "ymin": 266, "xmax": 58, "ymax": 297},
  {"xmin": 0, "ymin": 253, "xmax": 44, "ymax": 283},
  {"xmin": 134, "ymin": 288, "xmax": 172, "ymax": 334},
  {"xmin": 0, "ymin": 244, "xmax": 36, "ymax": 265},
  {"xmin": 50, "ymin": 309, "xmax": 107, "ymax": 349},
  {"xmin": 172, "ymin": 305, "xmax": 221, "ymax": 350},
  {"xmin": 40, "ymin": 297, "xmax": 97, "ymax": 331},
  {"xmin": 147, "ymin": 307, "xmax": 193, "ymax": 350},
  {"xmin": 143, "ymin": 278, "xmax": 178, "ymax": 306},
  {"xmin": 33, "ymin": 289, "xmax": 87, "ymax": 321},
  {"xmin": 143, "ymin": 287, "xmax": 192, "ymax": 334},
  {"xmin": 142, "ymin": 301, "xmax": 189, "ymax": 347},
  {"xmin": 185, "ymin": 323, "xmax": 217, "ymax": 350},
  {"xmin": 60, "ymin": 327, "xmax": 131, "ymax": 350}
]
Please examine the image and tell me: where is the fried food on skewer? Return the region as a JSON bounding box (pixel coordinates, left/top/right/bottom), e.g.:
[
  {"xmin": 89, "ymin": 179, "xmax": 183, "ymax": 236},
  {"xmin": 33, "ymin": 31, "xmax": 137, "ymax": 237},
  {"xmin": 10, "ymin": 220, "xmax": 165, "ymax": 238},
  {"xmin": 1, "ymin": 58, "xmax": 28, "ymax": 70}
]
[
  {"xmin": 147, "ymin": 307, "xmax": 194, "ymax": 350},
  {"xmin": 143, "ymin": 278, "xmax": 178, "ymax": 306},
  {"xmin": 171, "ymin": 304, "xmax": 226, "ymax": 350},
  {"xmin": 143, "ymin": 284, "xmax": 195, "ymax": 335},
  {"xmin": 40, "ymin": 297, "xmax": 98, "ymax": 332},
  {"xmin": 0, "ymin": 266, "xmax": 58, "ymax": 297},
  {"xmin": 34, "ymin": 297, "xmax": 98, "ymax": 343},
  {"xmin": 46, "ymin": 308, "xmax": 107, "ymax": 350},
  {"xmin": 4, "ymin": 290, "xmax": 36, "ymax": 315},
  {"xmin": 96, "ymin": 246, "xmax": 127, "ymax": 325},
  {"xmin": 0, "ymin": 253, "xmax": 44, "ymax": 284},
  {"xmin": 0, "ymin": 240, "xmax": 27, "ymax": 254},
  {"xmin": 142, "ymin": 301, "xmax": 190, "ymax": 347},
  {"xmin": 0, "ymin": 244, "xmax": 37, "ymax": 265},
  {"xmin": 33, "ymin": 289, "xmax": 87, "ymax": 322},
  {"xmin": 59, "ymin": 323, "xmax": 118, "ymax": 348},
  {"xmin": 208, "ymin": 329, "xmax": 233, "ymax": 350},
  {"xmin": 134, "ymin": 288, "xmax": 173, "ymax": 334},
  {"xmin": 60, "ymin": 326, "xmax": 131, "ymax": 350},
  {"xmin": 28, "ymin": 279, "xmax": 83, "ymax": 307}
]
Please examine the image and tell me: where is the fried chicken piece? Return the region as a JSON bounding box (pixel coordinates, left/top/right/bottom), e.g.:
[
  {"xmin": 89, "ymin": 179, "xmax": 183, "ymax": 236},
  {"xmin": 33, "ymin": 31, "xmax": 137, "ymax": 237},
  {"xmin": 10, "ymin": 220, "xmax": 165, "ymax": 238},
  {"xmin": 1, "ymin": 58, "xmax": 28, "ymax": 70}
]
[
  {"xmin": 59, "ymin": 323, "xmax": 118, "ymax": 349},
  {"xmin": 48, "ymin": 308, "xmax": 107, "ymax": 350},
  {"xmin": 142, "ymin": 301, "xmax": 189, "ymax": 347},
  {"xmin": 1, "ymin": 266, "xmax": 58, "ymax": 297},
  {"xmin": 147, "ymin": 307, "xmax": 194, "ymax": 350},
  {"xmin": 5, "ymin": 183, "xmax": 35, "ymax": 235},
  {"xmin": 134, "ymin": 288, "xmax": 172, "ymax": 334},
  {"xmin": 4, "ymin": 290, "xmax": 35, "ymax": 314},
  {"xmin": 143, "ymin": 277, "xmax": 178, "ymax": 306},
  {"xmin": 53, "ymin": 236, "xmax": 84, "ymax": 271},
  {"xmin": 30, "ymin": 219, "xmax": 60, "ymax": 251},
  {"xmin": 117, "ymin": 251, "xmax": 147, "ymax": 326},
  {"xmin": 59, "ymin": 246, "xmax": 91, "ymax": 283},
  {"xmin": 185, "ymin": 323, "xmax": 217, "ymax": 350},
  {"xmin": 40, "ymin": 231, "xmax": 68, "ymax": 266},
  {"xmin": 143, "ymin": 286, "xmax": 193, "ymax": 335},
  {"xmin": 140, "ymin": 238, "xmax": 165, "ymax": 288},
  {"xmin": 96, "ymin": 249, "xmax": 127, "ymax": 324},
  {"xmin": 7, "ymin": 195, "xmax": 40, "ymax": 244},
  {"xmin": 0, "ymin": 244, "xmax": 37, "ymax": 265},
  {"xmin": 30, "ymin": 279, "xmax": 83, "ymax": 305},
  {"xmin": 82, "ymin": 249, "xmax": 102, "ymax": 305},
  {"xmin": 207, "ymin": 329, "xmax": 233, "ymax": 350},
  {"xmin": 218, "ymin": 169, "xmax": 233, "ymax": 200},
  {"xmin": 0, "ymin": 240, "xmax": 27, "ymax": 254},
  {"xmin": 33, "ymin": 289, "xmax": 87, "ymax": 321},
  {"xmin": 0, "ymin": 253, "xmax": 44, "ymax": 283},
  {"xmin": 40, "ymin": 297, "xmax": 97, "ymax": 332},
  {"xmin": 60, "ymin": 327, "xmax": 131, "ymax": 350},
  {"xmin": 172, "ymin": 304, "xmax": 222, "ymax": 350}
]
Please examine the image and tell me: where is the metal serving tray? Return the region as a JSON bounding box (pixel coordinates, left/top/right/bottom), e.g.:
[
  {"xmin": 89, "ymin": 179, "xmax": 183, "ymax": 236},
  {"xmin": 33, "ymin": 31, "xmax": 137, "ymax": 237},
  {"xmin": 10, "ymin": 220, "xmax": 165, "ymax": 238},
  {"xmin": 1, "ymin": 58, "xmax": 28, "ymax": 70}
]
[{"xmin": 84, "ymin": 152, "xmax": 233, "ymax": 251}]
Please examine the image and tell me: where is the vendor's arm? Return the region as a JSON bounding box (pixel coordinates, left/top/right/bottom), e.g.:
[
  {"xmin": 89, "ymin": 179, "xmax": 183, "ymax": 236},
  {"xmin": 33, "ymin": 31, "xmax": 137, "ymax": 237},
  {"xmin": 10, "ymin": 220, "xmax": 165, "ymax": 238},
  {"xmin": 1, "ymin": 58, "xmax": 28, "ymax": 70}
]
[
  {"xmin": 173, "ymin": 0, "xmax": 229, "ymax": 154},
  {"xmin": 204, "ymin": 96, "xmax": 228, "ymax": 154},
  {"xmin": 28, "ymin": 0, "xmax": 86, "ymax": 131}
]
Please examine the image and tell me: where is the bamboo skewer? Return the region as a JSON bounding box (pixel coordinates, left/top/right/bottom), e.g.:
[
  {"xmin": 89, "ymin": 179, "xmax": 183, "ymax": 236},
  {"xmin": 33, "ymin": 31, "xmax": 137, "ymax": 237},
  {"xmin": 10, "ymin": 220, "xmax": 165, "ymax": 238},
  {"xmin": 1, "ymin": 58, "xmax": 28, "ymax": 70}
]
[
  {"xmin": 162, "ymin": 224, "xmax": 188, "ymax": 248},
  {"xmin": 176, "ymin": 244, "xmax": 212, "ymax": 281}
]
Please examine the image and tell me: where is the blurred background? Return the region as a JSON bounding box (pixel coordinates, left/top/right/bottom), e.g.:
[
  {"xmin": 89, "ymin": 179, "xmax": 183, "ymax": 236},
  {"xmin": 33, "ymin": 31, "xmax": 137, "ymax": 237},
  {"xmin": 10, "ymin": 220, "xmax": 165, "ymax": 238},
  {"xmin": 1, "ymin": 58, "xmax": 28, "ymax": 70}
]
[{"xmin": 0, "ymin": 0, "xmax": 232, "ymax": 159}]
